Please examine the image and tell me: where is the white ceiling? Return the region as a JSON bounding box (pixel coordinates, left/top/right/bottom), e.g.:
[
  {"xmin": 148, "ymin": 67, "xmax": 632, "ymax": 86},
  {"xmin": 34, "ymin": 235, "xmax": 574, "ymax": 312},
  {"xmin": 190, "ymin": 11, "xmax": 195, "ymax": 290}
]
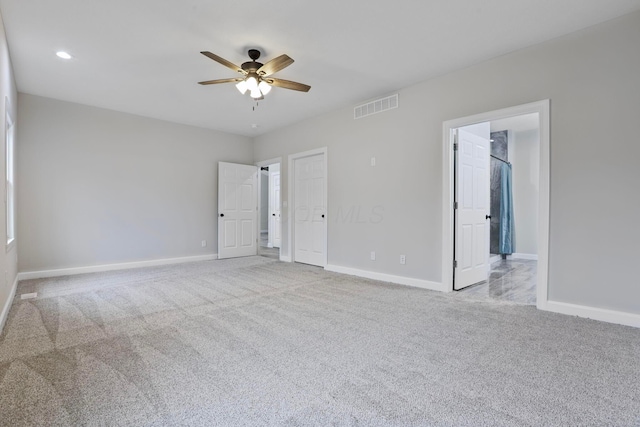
[{"xmin": 2, "ymin": 0, "xmax": 640, "ymax": 137}]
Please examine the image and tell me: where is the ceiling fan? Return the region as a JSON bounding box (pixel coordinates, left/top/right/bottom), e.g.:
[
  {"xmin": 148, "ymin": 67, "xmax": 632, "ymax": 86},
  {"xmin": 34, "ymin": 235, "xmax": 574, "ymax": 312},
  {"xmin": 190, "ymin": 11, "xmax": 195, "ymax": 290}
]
[{"xmin": 198, "ymin": 49, "xmax": 311, "ymax": 100}]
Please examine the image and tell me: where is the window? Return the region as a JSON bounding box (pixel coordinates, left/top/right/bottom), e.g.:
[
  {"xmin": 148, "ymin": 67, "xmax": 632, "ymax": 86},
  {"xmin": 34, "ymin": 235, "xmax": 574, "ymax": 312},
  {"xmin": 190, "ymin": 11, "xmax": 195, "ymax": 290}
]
[{"xmin": 5, "ymin": 97, "xmax": 15, "ymax": 248}]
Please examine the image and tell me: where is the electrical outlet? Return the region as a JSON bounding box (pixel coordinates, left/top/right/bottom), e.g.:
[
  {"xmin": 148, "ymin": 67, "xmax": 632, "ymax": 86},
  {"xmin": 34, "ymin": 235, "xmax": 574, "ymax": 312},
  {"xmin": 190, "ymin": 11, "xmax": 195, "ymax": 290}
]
[
  {"xmin": 370, "ymin": 251, "xmax": 376, "ymax": 261},
  {"xmin": 201, "ymin": 240, "xmax": 207, "ymax": 247},
  {"xmin": 400, "ymin": 254, "xmax": 406, "ymax": 265}
]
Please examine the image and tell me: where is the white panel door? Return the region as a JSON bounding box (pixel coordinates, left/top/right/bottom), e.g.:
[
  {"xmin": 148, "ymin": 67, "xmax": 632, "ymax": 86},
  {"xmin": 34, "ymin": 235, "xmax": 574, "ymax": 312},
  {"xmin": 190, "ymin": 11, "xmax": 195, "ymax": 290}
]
[
  {"xmin": 269, "ymin": 170, "xmax": 282, "ymax": 248},
  {"xmin": 294, "ymin": 154, "xmax": 326, "ymax": 266},
  {"xmin": 218, "ymin": 162, "xmax": 258, "ymax": 259},
  {"xmin": 454, "ymin": 125, "xmax": 490, "ymax": 290}
]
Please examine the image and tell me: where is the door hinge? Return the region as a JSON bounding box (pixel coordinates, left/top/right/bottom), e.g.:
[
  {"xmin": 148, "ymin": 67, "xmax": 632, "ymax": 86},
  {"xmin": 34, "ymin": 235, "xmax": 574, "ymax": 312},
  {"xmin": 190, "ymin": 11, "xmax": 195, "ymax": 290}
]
[
  {"xmin": 453, "ymin": 260, "xmax": 458, "ymax": 269},
  {"xmin": 453, "ymin": 142, "xmax": 458, "ymax": 151},
  {"xmin": 454, "ymin": 201, "xmax": 458, "ymax": 210}
]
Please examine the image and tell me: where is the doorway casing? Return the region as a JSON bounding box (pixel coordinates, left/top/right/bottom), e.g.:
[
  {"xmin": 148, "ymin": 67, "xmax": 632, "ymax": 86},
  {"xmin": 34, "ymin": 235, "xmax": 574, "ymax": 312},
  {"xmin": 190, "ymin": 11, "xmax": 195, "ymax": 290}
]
[{"xmin": 441, "ymin": 100, "xmax": 550, "ymax": 310}]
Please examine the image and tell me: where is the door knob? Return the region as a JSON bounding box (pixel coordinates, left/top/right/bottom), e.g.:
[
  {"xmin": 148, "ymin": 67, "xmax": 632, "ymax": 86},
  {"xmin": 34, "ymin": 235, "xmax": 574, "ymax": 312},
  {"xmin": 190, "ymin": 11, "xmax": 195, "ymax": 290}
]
[
  {"xmin": 322, "ymin": 214, "xmax": 325, "ymax": 218},
  {"xmin": 272, "ymin": 213, "xmax": 276, "ymax": 216},
  {"xmin": 220, "ymin": 213, "xmax": 224, "ymax": 217},
  {"xmin": 486, "ymin": 215, "xmax": 491, "ymax": 220}
]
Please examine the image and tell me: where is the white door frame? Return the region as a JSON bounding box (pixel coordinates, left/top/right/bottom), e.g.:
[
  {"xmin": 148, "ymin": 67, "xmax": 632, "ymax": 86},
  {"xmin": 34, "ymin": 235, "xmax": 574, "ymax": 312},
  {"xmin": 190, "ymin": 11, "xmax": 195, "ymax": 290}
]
[
  {"xmin": 256, "ymin": 157, "xmax": 282, "ymax": 258},
  {"xmin": 441, "ymin": 100, "xmax": 550, "ymax": 310},
  {"xmin": 288, "ymin": 147, "xmax": 328, "ymax": 266}
]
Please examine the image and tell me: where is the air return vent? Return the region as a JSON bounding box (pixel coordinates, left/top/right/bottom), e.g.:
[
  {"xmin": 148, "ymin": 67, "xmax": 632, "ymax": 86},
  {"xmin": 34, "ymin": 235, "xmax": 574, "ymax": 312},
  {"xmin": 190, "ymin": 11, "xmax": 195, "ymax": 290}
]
[{"xmin": 354, "ymin": 94, "xmax": 398, "ymax": 119}]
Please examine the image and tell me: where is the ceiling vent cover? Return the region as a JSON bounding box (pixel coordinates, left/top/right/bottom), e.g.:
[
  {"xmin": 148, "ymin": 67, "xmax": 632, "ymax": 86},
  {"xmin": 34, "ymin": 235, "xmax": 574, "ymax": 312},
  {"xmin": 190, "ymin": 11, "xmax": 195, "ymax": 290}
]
[{"xmin": 354, "ymin": 94, "xmax": 398, "ymax": 119}]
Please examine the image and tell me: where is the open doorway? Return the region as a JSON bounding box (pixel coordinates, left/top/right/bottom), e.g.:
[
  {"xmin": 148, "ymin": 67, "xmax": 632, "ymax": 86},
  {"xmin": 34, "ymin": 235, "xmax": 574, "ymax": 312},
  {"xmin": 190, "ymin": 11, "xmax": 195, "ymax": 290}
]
[
  {"xmin": 442, "ymin": 100, "xmax": 550, "ymax": 309},
  {"xmin": 453, "ymin": 114, "xmax": 540, "ymax": 304},
  {"xmin": 257, "ymin": 159, "xmax": 282, "ymax": 260}
]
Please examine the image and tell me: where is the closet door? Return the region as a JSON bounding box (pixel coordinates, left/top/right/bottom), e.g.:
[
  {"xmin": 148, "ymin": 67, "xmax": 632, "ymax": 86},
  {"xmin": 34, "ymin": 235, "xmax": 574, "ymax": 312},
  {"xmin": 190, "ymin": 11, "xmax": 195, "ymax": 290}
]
[{"xmin": 218, "ymin": 162, "xmax": 258, "ymax": 259}]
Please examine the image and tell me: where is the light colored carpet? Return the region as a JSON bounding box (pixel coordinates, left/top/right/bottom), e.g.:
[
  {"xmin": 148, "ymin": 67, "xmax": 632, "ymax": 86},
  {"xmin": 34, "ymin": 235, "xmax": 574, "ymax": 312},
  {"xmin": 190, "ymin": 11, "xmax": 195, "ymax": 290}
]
[{"xmin": 1, "ymin": 256, "xmax": 639, "ymax": 426}]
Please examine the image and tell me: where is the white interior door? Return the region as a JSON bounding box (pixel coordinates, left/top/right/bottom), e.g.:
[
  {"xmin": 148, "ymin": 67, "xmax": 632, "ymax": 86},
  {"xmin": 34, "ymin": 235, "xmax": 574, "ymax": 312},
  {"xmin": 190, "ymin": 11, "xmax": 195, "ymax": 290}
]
[
  {"xmin": 454, "ymin": 124, "xmax": 490, "ymax": 290},
  {"xmin": 294, "ymin": 154, "xmax": 326, "ymax": 266},
  {"xmin": 218, "ymin": 162, "xmax": 258, "ymax": 259},
  {"xmin": 269, "ymin": 166, "xmax": 282, "ymax": 248}
]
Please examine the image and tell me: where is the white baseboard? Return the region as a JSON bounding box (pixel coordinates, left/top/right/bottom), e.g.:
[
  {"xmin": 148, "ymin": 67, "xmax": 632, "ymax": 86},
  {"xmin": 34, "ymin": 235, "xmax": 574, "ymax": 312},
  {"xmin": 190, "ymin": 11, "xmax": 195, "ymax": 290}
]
[
  {"xmin": 0, "ymin": 274, "xmax": 19, "ymax": 334},
  {"xmin": 325, "ymin": 264, "xmax": 443, "ymax": 292},
  {"xmin": 280, "ymin": 255, "xmax": 292, "ymax": 262},
  {"xmin": 17, "ymin": 254, "xmax": 218, "ymax": 281},
  {"xmin": 541, "ymin": 300, "xmax": 640, "ymax": 328},
  {"xmin": 512, "ymin": 253, "xmax": 538, "ymax": 260}
]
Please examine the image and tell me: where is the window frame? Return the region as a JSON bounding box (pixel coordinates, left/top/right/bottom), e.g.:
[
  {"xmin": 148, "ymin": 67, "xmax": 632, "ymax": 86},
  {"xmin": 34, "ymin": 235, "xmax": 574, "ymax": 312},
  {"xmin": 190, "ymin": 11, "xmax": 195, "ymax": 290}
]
[{"xmin": 5, "ymin": 97, "xmax": 15, "ymax": 251}]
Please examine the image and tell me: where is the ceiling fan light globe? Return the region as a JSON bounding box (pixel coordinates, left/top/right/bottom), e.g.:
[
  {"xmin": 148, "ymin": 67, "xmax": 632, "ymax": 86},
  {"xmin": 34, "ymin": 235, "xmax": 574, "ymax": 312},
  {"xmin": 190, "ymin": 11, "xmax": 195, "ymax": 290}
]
[
  {"xmin": 236, "ymin": 80, "xmax": 248, "ymax": 94},
  {"xmin": 258, "ymin": 81, "xmax": 272, "ymax": 95},
  {"xmin": 246, "ymin": 76, "xmax": 258, "ymax": 92},
  {"xmin": 250, "ymin": 88, "xmax": 262, "ymax": 99}
]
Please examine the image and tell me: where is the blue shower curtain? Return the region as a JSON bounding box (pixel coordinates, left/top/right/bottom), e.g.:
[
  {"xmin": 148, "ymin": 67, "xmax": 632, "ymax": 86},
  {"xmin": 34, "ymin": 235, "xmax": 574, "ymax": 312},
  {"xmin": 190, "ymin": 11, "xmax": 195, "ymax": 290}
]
[{"xmin": 499, "ymin": 162, "xmax": 515, "ymax": 254}]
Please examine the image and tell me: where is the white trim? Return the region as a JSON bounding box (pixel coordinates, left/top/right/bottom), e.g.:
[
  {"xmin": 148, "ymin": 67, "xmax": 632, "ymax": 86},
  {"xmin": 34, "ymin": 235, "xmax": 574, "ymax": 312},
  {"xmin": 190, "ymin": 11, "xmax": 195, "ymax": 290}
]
[
  {"xmin": 17, "ymin": 254, "xmax": 218, "ymax": 281},
  {"xmin": 288, "ymin": 147, "xmax": 328, "ymax": 267},
  {"xmin": 0, "ymin": 274, "xmax": 19, "ymax": 334},
  {"xmin": 442, "ymin": 100, "xmax": 550, "ymax": 305},
  {"xmin": 512, "ymin": 253, "xmax": 538, "ymax": 261},
  {"xmin": 5, "ymin": 96, "xmax": 16, "ymax": 250},
  {"xmin": 6, "ymin": 238, "xmax": 15, "ymax": 253},
  {"xmin": 279, "ymin": 255, "xmax": 292, "ymax": 263},
  {"xmin": 325, "ymin": 264, "xmax": 443, "ymax": 292},
  {"xmin": 543, "ymin": 300, "xmax": 640, "ymax": 328}
]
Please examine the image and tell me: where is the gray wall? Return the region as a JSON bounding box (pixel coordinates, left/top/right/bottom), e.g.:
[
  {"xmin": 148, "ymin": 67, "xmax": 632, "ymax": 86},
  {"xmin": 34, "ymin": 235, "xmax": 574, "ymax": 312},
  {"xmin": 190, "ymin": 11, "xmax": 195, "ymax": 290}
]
[
  {"xmin": 511, "ymin": 128, "xmax": 539, "ymax": 256},
  {"xmin": 0, "ymin": 11, "xmax": 18, "ymax": 328},
  {"xmin": 17, "ymin": 94, "xmax": 253, "ymax": 272},
  {"xmin": 254, "ymin": 11, "xmax": 640, "ymax": 314}
]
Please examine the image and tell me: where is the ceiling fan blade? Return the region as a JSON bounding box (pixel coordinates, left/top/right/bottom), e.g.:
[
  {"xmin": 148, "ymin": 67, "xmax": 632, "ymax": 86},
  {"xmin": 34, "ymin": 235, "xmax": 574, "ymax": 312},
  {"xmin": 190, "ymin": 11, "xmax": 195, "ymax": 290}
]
[
  {"xmin": 200, "ymin": 51, "xmax": 245, "ymax": 74},
  {"xmin": 266, "ymin": 78, "xmax": 311, "ymax": 92},
  {"xmin": 257, "ymin": 54, "xmax": 294, "ymax": 76},
  {"xmin": 198, "ymin": 78, "xmax": 243, "ymax": 85}
]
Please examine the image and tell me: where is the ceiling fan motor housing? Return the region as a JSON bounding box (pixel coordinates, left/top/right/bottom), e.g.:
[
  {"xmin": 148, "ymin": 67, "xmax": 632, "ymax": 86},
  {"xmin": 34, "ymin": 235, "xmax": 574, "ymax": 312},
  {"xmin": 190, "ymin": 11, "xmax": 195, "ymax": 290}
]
[
  {"xmin": 242, "ymin": 49, "xmax": 265, "ymax": 74},
  {"xmin": 241, "ymin": 61, "xmax": 263, "ymax": 73}
]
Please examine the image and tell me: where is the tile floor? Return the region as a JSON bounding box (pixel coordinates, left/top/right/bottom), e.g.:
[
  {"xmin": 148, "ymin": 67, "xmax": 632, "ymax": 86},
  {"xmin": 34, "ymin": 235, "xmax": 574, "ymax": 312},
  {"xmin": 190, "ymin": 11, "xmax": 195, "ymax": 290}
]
[{"xmin": 457, "ymin": 258, "xmax": 537, "ymax": 305}]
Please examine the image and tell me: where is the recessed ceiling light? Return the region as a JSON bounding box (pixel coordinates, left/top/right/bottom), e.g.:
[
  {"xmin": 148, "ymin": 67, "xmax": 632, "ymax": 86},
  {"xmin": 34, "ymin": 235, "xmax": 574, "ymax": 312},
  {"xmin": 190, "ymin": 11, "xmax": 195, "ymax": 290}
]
[{"xmin": 56, "ymin": 51, "xmax": 72, "ymax": 60}]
